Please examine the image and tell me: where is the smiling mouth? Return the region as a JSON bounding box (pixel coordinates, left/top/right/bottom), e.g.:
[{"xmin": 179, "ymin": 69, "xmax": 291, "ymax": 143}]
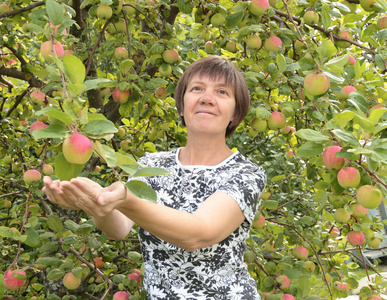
[{"xmin": 196, "ymin": 111, "xmax": 216, "ymax": 115}]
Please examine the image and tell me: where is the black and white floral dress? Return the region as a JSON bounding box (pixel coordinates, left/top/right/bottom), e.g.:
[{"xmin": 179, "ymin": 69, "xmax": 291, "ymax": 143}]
[{"xmin": 134, "ymin": 148, "xmax": 266, "ymax": 300}]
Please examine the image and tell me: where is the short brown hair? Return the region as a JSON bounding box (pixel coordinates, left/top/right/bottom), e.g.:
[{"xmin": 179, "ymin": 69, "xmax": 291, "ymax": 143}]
[{"xmin": 174, "ymin": 56, "xmax": 250, "ymax": 137}]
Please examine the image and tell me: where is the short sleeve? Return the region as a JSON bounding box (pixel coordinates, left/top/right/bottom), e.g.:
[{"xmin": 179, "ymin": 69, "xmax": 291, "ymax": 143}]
[{"xmin": 217, "ymin": 167, "xmax": 266, "ymax": 224}]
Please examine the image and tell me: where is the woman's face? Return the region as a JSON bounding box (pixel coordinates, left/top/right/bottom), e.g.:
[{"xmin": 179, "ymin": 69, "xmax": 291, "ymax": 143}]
[{"xmin": 181, "ymin": 73, "xmax": 236, "ymax": 138}]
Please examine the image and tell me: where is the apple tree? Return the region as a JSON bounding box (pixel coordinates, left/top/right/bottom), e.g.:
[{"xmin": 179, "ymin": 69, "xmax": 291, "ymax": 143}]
[{"xmin": 1, "ymin": 0, "xmax": 387, "ymax": 299}]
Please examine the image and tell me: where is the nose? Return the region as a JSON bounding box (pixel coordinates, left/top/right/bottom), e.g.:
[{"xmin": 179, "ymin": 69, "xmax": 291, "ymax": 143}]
[{"xmin": 199, "ymin": 92, "xmax": 214, "ymax": 105}]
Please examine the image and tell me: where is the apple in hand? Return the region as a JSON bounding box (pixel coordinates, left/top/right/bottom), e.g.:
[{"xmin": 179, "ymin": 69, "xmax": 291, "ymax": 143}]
[
  {"xmin": 3, "ymin": 269, "xmax": 26, "ymax": 290},
  {"xmin": 62, "ymin": 134, "xmax": 93, "ymax": 165},
  {"xmin": 304, "ymin": 73, "xmax": 329, "ymax": 96},
  {"xmin": 356, "ymin": 185, "xmax": 383, "ymax": 209}
]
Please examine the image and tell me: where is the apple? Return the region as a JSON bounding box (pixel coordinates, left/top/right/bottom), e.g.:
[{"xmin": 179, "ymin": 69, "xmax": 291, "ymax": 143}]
[
  {"xmin": 367, "ymin": 296, "xmax": 382, "ymax": 300},
  {"xmin": 360, "ymin": 0, "xmax": 376, "ymax": 12},
  {"xmin": 210, "ymin": 13, "xmax": 225, "ymax": 27},
  {"xmin": 0, "ymin": 4, "xmax": 12, "ymax": 13},
  {"xmin": 356, "ymin": 185, "xmax": 383, "ymax": 209},
  {"xmin": 93, "ymin": 256, "xmax": 104, "ymax": 268},
  {"xmin": 347, "ymin": 230, "xmax": 365, "ymax": 246},
  {"xmin": 283, "ymin": 295, "xmax": 295, "ymax": 300},
  {"xmin": 114, "ymin": 47, "xmax": 128, "ymax": 60},
  {"xmin": 334, "ymin": 208, "xmax": 351, "ymax": 223},
  {"xmin": 368, "ymin": 237, "xmax": 381, "ymax": 249},
  {"xmin": 128, "ymin": 272, "xmax": 141, "ymax": 286},
  {"xmin": 204, "ymin": 41, "xmax": 215, "ymax": 53},
  {"xmin": 264, "ymin": 36, "xmax": 282, "ymax": 53},
  {"xmin": 303, "ymin": 11, "xmax": 319, "ymax": 26},
  {"xmin": 346, "ymin": 55, "xmax": 356, "ymax": 66},
  {"xmin": 369, "ymin": 104, "xmax": 384, "ymax": 114},
  {"xmin": 333, "ymin": 281, "xmax": 349, "ymax": 292},
  {"xmin": 304, "ymin": 261, "xmax": 316, "ymax": 272},
  {"xmin": 337, "ymin": 167, "xmax": 361, "ymax": 188},
  {"xmin": 248, "ymin": 0, "xmax": 270, "ymax": 16},
  {"xmin": 30, "ymin": 91, "xmax": 45, "ymax": 106},
  {"xmin": 30, "ymin": 121, "xmax": 47, "ymax": 134},
  {"xmin": 116, "ymin": 127, "xmax": 126, "ymax": 139},
  {"xmin": 246, "ymin": 34, "xmax": 262, "ymax": 49},
  {"xmin": 350, "ymin": 202, "xmax": 368, "ymax": 218},
  {"xmin": 63, "ymin": 272, "xmax": 81, "ymax": 290},
  {"xmin": 264, "ymin": 240, "xmax": 277, "ymax": 253},
  {"xmin": 23, "ymin": 170, "xmax": 41, "ymax": 185},
  {"xmin": 4, "ymin": 155, "xmax": 13, "ymax": 165},
  {"xmin": 159, "ymin": 63, "xmax": 172, "ymax": 76},
  {"xmin": 40, "ymin": 41, "xmax": 64, "ymax": 62},
  {"xmin": 114, "ymin": 19, "xmax": 127, "ymax": 33},
  {"xmin": 322, "ymin": 145, "xmax": 346, "ymax": 170},
  {"xmin": 339, "ymin": 1, "xmax": 357, "ymax": 14},
  {"xmin": 285, "ymin": 150, "xmax": 294, "ymax": 159},
  {"xmin": 3, "ymin": 269, "xmax": 26, "ymax": 290},
  {"xmin": 63, "ymin": 50, "xmax": 74, "ymax": 56},
  {"xmin": 340, "ymin": 85, "xmax": 357, "ymax": 99},
  {"xmin": 276, "ymin": 275, "xmax": 290, "ymax": 290},
  {"xmin": 267, "ymin": 111, "xmax": 286, "ymax": 130},
  {"xmin": 252, "ymin": 214, "xmax": 265, "ymax": 229},
  {"xmin": 113, "ymin": 291, "xmax": 130, "ymax": 300},
  {"xmin": 336, "ymin": 30, "xmax": 353, "ymax": 48},
  {"xmin": 293, "ymin": 246, "xmax": 308, "ymax": 260},
  {"xmin": 42, "ymin": 164, "xmax": 54, "ymax": 176},
  {"xmin": 225, "ymin": 41, "xmax": 237, "ymax": 53},
  {"xmin": 304, "ymin": 73, "xmax": 329, "ymax": 96},
  {"xmin": 120, "ymin": 139, "xmax": 131, "ymax": 151},
  {"xmin": 97, "ymin": 5, "xmax": 113, "ymax": 19},
  {"xmin": 162, "ymin": 49, "xmax": 179, "ymax": 64},
  {"xmin": 62, "ymin": 134, "xmax": 93, "ymax": 165},
  {"xmin": 112, "ymin": 88, "xmax": 130, "ymax": 104},
  {"xmin": 250, "ymin": 118, "xmax": 267, "ymax": 133},
  {"xmin": 100, "ymin": 87, "xmax": 111, "ymax": 97},
  {"xmin": 377, "ymin": 16, "xmax": 387, "ymax": 30},
  {"xmin": 155, "ymin": 86, "xmax": 167, "ymax": 99},
  {"xmin": 244, "ymin": 250, "xmax": 256, "ymax": 263},
  {"xmin": 280, "ymin": 125, "xmax": 291, "ymax": 134}
]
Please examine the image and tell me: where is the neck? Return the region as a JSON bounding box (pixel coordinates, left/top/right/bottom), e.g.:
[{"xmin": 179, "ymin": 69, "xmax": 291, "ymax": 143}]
[{"xmin": 179, "ymin": 134, "xmax": 233, "ymax": 166}]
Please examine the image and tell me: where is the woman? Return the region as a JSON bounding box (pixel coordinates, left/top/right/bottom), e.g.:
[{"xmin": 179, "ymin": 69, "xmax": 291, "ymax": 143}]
[{"xmin": 43, "ymin": 56, "xmax": 267, "ymax": 299}]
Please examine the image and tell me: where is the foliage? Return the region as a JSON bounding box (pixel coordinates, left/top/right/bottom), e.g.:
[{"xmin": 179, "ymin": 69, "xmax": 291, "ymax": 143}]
[{"xmin": 1, "ymin": 0, "xmax": 387, "ymax": 299}]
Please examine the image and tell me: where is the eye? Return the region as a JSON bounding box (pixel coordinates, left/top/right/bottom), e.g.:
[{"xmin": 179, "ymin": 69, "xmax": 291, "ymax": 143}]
[
  {"xmin": 218, "ymin": 89, "xmax": 228, "ymax": 95},
  {"xmin": 191, "ymin": 86, "xmax": 202, "ymax": 91}
]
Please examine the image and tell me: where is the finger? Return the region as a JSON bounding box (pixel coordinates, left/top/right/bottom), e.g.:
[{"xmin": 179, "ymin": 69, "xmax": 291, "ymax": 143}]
[{"xmin": 98, "ymin": 182, "xmax": 127, "ymax": 205}]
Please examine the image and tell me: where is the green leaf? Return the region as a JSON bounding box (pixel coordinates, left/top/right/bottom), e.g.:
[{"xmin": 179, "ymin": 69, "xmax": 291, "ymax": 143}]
[
  {"xmin": 116, "ymin": 153, "xmax": 139, "ymax": 166},
  {"xmin": 347, "ymin": 92, "xmax": 368, "ymax": 114},
  {"xmin": 37, "ymin": 257, "xmax": 65, "ymax": 267},
  {"xmin": 120, "ymin": 165, "xmax": 140, "ymax": 176},
  {"xmin": 276, "ymin": 53, "xmax": 287, "ymax": 73},
  {"xmin": 133, "ymin": 167, "xmax": 171, "ymax": 177},
  {"xmin": 298, "ymin": 276, "xmax": 312, "ymax": 298},
  {"xmin": 36, "ymin": 107, "xmax": 73, "ymax": 125},
  {"xmin": 54, "ymin": 153, "xmax": 84, "ymax": 181},
  {"xmin": 46, "ymin": 0, "xmax": 64, "ymax": 25},
  {"xmin": 255, "ymin": 107, "xmax": 271, "ymax": 120},
  {"xmin": 47, "ymin": 269, "xmax": 66, "ymax": 281},
  {"xmin": 47, "ymin": 215, "xmax": 64, "ymax": 233},
  {"xmin": 99, "ymin": 144, "xmax": 118, "ymax": 167},
  {"xmin": 326, "ymin": 54, "xmax": 350, "ymax": 67},
  {"xmin": 270, "ymin": 174, "xmax": 286, "ymax": 182},
  {"xmin": 331, "ymin": 129, "xmax": 360, "ymax": 146},
  {"xmin": 295, "ymin": 129, "xmax": 330, "ymax": 142},
  {"xmin": 32, "ymin": 124, "xmax": 67, "ymax": 140},
  {"xmin": 262, "ymin": 200, "xmax": 278, "ymax": 210},
  {"xmin": 353, "ymin": 115, "xmax": 375, "ymax": 133},
  {"xmin": 67, "ymin": 83, "xmax": 87, "ymax": 97},
  {"xmin": 87, "ymin": 235, "xmax": 102, "ymax": 250},
  {"xmin": 0, "ymin": 226, "xmax": 13, "ymax": 238},
  {"xmin": 64, "ymin": 220, "xmax": 79, "ymax": 232},
  {"xmin": 317, "ymin": 40, "xmax": 337, "ymax": 59},
  {"xmin": 369, "ymin": 108, "xmax": 387, "ymax": 124},
  {"xmin": 225, "ymin": 11, "xmax": 243, "ymax": 28},
  {"xmin": 24, "ymin": 228, "xmax": 41, "ymax": 248},
  {"xmin": 125, "ymin": 180, "xmax": 157, "ymax": 203},
  {"xmin": 75, "ymin": 224, "xmax": 93, "ymax": 236},
  {"xmin": 321, "ymin": 4, "xmax": 331, "ymax": 29},
  {"xmin": 119, "ymin": 59, "xmax": 135, "ymax": 74},
  {"xmin": 84, "ymin": 119, "xmax": 118, "ymax": 136},
  {"xmin": 148, "ymin": 78, "xmax": 169, "ymax": 88},
  {"xmin": 83, "ymin": 78, "xmax": 112, "ymax": 91},
  {"xmin": 177, "ymin": 0, "xmax": 194, "ymax": 13},
  {"xmin": 298, "ymin": 216, "xmax": 315, "ymax": 225},
  {"xmin": 63, "ymin": 55, "xmax": 85, "ymax": 84},
  {"xmin": 333, "ymin": 110, "xmax": 355, "ymax": 128},
  {"xmin": 297, "ymin": 142, "xmax": 324, "ymax": 158}
]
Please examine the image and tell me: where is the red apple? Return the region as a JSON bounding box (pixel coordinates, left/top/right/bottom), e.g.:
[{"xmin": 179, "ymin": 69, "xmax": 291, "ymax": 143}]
[
  {"xmin": 340, "ymin": 85, "xmax": 357, "ymax": 99},
  {"xmin": 93, "ymin": 257, "xmax": 105, "ymax": 268},
  {"xmin": 63, "ymin": 50, "xmax": 73, "ymax": 56},
  {"xmin": 225, "ymin": 41, "xmax": 237, "ymax": 53},
  {"xmin": 350, "ymin": 202, "xmax": 368, "ymax": 218},
  {"xmin": 336, "ymin": 30, "xmax": 353, "ymax": 48},
  {"xmin": 377, "ymin": 16, "xmax": 387, "ymax": 30},
  {"xmin": 113, "ymin": 291, "xmax": 130, "ymax": 300},
  {"xmin": 128, "ymin": 272, "xmax": 141, "ymax": 286},
  {"xmin": 162, "ymin": 49, "xmax": 179, "ymax": 64},
  {"xmin": 252, "ymin": 214, "xmax": 265, "ymax": 229},
  {"xmin": 155, "ymin": 86, "xmax": 167, "ymax": 99},
  {"xmin": 114, "ymin": 47, "xmax": 129, "ymax": 60},
  {"xmin": 3, "ymin": 269, "xmax": 26, "ymax": 290},
  {"xmin": 30, "ymin": 91, "xmax": 45, "ymax": 106},
  {"xmin": 30, "ymin": 121, "xmax": 47, "ymax": 134},
  {"xmin": 62, "ymin": 134, "xmax": 93, "ymax": 165},
  {"xmin": 356, "ymin": 185, "xmax": 383, "ymax": 209},
  {"xmin": 303, "ymin": 11, "xmax": 319, "ymax": 26},
  {"xmin": 367, "ymin": 296, "xmax": 382, "ymax": 300},
  {"xmin": 304, "ymin": 73, "xmax": 329, "ymax": 96},
  {"xmin": 347, "ymin": 230, "xmax": 365, "ymax": 246},
  {"xmin": 285, "ymin": 150, "xmax": 294, "ymax": 159},
  {"xmin": 42, "ymin": 164, "xmax": 54, "ymax": 176},
  {"xmin": 369, "ymin": 104, "xmax": 384, "ymax": 114},
  {"xmin": 267, "ymin": 111, "xmax": 286, "ymax": 130},
  {"xmin": 293, "ymin": 246, "xmax": 308, "ymax": 260},
  {"xmin": 100, "ymin": 87, "xmax": 111, "ymax": 97},
  {"xmin": 346, "ymin": 55, "xmax": 356, "ymax": 66},
  {"xmin": 0, "ymin": 4, "xmax": 12, "ymax": 13},
  {"xmin": 264, "ymin": 36, "xmax": 282, "ymax": 53},
  {"xmin": 23, "ymin": 170, "xmax": 41, "ymax": 185},
  {"xmin": 264, "ymin": 240, "xmax": 277, "ymax": 253},
  {"xmin": 333, "ymin": 281, "xmax": 349, "ymax": 291},
  {"xmin": 283, "ymin": 294, "xmax": 296, "ymax": 300},
  {"xmin": 248, "ymin": 0, "xmax": 270, "ymax": 16},
  {"xmin": 63, "ymin": 272, "xmax": 81, "ymax": 290},
  {"xmin": 337, "ymin": 167, "xmax": 361, "ymax": 188},
  {"xmin": 322, "ymin": 146, "xmax": 346, "ymax": 170},
  {"xmin": 204, "ymin": 41, "xmax": 215, "ymax": 53},
  {"xmin": 276, "ymin": 275, "xmax": 290, "ymax": 290},
  {"xmin": 40, "ymin": 41, "xmax": 64, "ymax": 62},
  {"xmin": 112, "ymin": 88, "xmax": 130, "ymax": 104}
]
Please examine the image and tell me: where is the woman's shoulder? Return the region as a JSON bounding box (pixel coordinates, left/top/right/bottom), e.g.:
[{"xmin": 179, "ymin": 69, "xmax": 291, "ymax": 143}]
[
  {"xmin": 229, "ymin": 152, "xmax": 265, "ymax": 174},
  {"xmin": 139, "ymin": 149, "xmax": 178, "ymax": 166}
]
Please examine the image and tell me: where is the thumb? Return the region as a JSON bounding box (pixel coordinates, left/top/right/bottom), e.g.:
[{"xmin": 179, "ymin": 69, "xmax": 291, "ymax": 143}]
[{"xmin": 98, "ymin": 181, "xmax": 127, "ymax": 205}]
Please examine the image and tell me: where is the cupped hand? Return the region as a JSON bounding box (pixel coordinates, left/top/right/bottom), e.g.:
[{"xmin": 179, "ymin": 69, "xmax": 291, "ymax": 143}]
[{"xmin": 42, "ymin": 176, "xmax": 80, "ymax": 210}]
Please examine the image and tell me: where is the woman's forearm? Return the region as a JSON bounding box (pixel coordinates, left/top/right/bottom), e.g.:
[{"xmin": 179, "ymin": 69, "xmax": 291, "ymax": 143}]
[{"xmin": 92, "ymin": 209, "xmax": 135, "ymax": 240}]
